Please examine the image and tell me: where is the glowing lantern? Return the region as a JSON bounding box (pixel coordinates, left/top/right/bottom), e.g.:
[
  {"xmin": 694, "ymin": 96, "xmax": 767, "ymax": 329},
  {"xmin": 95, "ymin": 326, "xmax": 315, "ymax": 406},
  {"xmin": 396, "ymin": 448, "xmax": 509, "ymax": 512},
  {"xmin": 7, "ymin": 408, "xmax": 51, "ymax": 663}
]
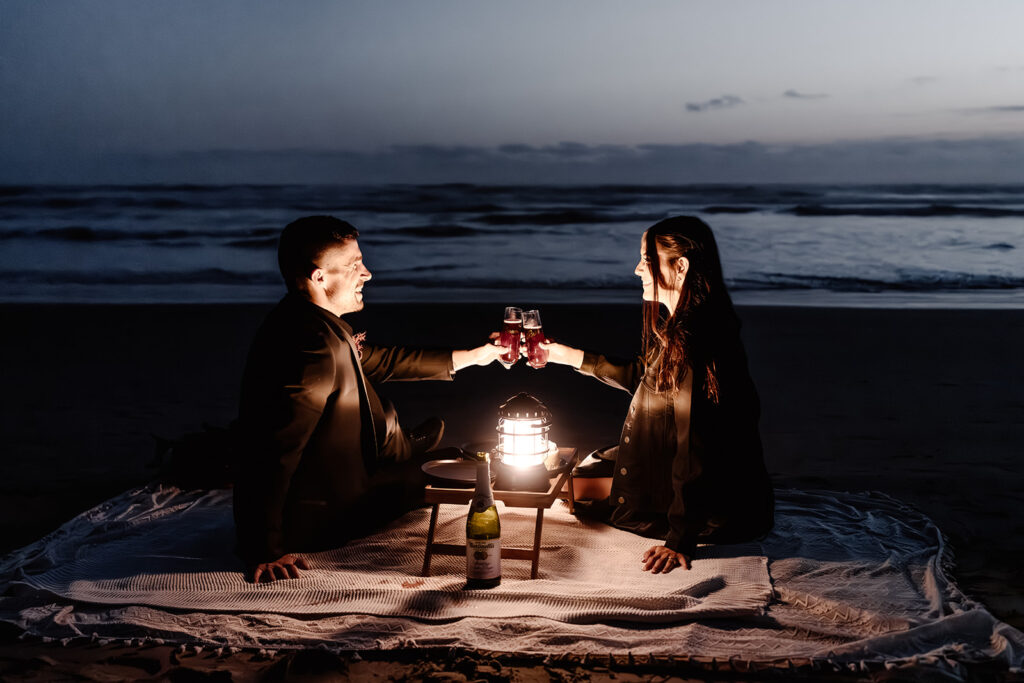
[{"xmin": 493, "ymin": 392, "xmax": 553, "ymax": 491}]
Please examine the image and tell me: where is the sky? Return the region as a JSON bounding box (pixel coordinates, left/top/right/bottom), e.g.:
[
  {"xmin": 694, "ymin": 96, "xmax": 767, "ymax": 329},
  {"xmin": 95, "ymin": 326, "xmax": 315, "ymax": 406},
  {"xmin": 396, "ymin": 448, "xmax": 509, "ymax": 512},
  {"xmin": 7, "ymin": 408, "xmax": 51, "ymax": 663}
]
[{"xmin": 2, "ymin": 0, "xmax": 1023, "ymax": 184}]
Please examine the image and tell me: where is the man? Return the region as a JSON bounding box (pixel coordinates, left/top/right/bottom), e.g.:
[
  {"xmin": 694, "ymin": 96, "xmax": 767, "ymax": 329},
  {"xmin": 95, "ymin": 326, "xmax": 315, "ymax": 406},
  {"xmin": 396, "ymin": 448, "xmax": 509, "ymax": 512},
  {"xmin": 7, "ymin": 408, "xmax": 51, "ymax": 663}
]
[{"xmin": 234, "ymin": 216, "xmax": 504, "ymax": 582}]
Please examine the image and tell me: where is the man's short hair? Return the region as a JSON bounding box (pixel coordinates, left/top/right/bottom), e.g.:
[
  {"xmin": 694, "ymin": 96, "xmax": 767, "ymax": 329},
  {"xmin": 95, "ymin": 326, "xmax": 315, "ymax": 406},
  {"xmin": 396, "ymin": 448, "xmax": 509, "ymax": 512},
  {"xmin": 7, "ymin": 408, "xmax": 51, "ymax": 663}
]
[{"xmin": 278, "ymin": 216, "xmax": 359, "ymax": 291}]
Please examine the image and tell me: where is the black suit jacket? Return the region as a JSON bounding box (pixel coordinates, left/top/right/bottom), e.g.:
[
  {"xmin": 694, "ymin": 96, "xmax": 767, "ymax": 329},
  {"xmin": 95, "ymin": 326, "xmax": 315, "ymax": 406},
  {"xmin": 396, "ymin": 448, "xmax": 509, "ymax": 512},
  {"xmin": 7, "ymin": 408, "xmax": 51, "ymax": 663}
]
[{"xmin": 233, "ymin": 294, "xmax": 453, "ymax": 565}]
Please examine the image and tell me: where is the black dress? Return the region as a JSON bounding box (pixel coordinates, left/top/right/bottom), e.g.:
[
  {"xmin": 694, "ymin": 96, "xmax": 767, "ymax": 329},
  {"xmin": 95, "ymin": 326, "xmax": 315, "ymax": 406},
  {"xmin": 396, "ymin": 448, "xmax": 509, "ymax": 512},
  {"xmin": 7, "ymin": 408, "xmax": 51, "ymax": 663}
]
[{"xmin": 577, "ymin": 336, "xmax": 773, "ymax": 557}]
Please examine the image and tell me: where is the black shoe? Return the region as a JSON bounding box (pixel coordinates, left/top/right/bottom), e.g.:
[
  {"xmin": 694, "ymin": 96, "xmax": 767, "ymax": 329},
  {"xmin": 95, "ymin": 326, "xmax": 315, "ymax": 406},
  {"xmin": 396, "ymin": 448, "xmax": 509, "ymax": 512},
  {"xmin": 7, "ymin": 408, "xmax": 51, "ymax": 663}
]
[{"xmin": 407, "ymin": 417, "xmax": 445, "ymax": 456}]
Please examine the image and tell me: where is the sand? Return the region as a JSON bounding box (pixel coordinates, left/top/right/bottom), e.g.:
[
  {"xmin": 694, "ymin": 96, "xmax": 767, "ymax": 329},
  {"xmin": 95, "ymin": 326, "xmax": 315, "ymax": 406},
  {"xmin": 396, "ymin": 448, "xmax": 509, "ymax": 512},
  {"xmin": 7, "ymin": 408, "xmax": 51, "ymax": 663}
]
[{"xmin": 1, "ymin": 301, "xmax": 1021, "ymax": 679}]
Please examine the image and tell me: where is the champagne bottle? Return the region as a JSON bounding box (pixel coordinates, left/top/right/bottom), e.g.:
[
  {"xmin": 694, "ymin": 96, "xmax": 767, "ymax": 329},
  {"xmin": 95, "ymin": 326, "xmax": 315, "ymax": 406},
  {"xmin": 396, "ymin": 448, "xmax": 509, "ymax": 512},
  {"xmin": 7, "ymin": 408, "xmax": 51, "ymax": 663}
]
[{"xmin": 466, "ymin": 452, "xmax": 501, "ymax": 589}]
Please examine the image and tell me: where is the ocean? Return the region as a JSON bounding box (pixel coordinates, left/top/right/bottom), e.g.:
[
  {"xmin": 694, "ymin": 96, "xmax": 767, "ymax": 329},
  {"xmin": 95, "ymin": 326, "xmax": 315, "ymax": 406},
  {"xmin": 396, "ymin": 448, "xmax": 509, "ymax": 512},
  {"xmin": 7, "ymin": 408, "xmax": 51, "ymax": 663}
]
[{"xmin": 1, "ymin": 183, "xmax": 1021, "ymax": 308}]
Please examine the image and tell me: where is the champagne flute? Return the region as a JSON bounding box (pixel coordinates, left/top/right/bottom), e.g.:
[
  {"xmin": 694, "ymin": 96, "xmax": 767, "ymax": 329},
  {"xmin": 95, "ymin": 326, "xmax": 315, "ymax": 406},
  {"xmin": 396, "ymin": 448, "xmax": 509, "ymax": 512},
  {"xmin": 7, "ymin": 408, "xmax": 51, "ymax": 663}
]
[
  {"xmin": 523, "ymin": 309, "xmax": 548, "ymax": 369},
  {"xmin": 499, "ymin": 307, "xmax": 522, "ymax": 369}
]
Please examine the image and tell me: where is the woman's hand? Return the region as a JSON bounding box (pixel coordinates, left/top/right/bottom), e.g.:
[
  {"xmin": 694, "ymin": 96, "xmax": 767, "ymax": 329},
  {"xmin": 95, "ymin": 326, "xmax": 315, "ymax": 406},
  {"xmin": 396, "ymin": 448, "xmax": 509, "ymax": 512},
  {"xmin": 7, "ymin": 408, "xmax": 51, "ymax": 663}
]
[
  {"xmin": 251, "ymin": 554, "xmax": 311, "ymax": 583},
  {"xmin": 537, "ymin": 339, "xmax": 584, "ymax": 369},
  {"xmin": 452, "ymin": 334, "xmax": 509, "ymax": 371},
  {"xmin": 642, "ymin": 545, "xmax": 691, "ymax": 573}
]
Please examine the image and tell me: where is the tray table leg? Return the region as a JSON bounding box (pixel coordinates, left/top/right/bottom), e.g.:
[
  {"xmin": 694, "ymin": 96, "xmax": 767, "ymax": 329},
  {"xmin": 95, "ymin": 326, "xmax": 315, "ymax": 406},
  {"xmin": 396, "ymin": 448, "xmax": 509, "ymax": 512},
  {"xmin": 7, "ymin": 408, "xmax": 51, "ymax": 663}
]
[
  {"xmin": 531, "ymin": 508, "xmax": 544, "ymax": 579},
  {"xmin": 421, "ymin": 503, "xmax": 440, "ymax": 577}
]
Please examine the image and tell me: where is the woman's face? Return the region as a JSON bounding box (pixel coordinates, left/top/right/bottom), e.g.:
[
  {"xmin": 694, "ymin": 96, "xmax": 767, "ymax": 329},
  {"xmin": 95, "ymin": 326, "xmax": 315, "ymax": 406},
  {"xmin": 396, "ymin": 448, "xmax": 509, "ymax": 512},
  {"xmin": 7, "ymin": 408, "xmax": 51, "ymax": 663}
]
[{"xmin": 635, "ymin": 233, "xmax": 682, "ymax": 306}]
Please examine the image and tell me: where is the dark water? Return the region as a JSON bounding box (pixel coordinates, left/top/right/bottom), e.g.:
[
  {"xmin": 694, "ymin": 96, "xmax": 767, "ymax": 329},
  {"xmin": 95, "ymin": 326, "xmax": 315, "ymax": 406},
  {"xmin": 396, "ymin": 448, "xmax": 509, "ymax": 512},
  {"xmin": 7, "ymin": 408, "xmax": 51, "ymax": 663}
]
[{"xmin": 1, "ymin": 184, "xmax": 1021, "ymax": 307}]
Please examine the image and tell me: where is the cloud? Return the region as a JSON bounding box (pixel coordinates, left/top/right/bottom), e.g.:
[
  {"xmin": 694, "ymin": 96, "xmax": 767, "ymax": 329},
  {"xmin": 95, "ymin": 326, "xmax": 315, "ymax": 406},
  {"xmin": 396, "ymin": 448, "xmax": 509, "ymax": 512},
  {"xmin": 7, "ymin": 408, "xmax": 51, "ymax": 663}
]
[
  {"xmin": 956, "ymin": 105, "xmax": 1024, "ymax": 114},
  {"xmin": 685, "ymin": 95, "xmax": 744, "ymax": 112},
  {"xmin": 496, "ymin": 142, "xmax": 631, "ymax": 162},
  {"xmin": 783, "ymin": 89, "xmax": 828, "ymax": 100},
  {"xmin": 908, "ymin": 76, "xmax": 936, "ymax": 86},
  {"xmin": 51, "ymin": 136, "xmax": 1023, "ymax": 185}
]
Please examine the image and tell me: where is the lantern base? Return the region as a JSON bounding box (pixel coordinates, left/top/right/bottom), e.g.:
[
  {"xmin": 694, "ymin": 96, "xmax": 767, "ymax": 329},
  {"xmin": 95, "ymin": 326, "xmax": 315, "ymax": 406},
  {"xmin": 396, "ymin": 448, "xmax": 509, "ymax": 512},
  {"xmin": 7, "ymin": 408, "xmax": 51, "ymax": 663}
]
[{"xmin": 493, "ymin": 458, "xmax": 551, "ymax": 492}]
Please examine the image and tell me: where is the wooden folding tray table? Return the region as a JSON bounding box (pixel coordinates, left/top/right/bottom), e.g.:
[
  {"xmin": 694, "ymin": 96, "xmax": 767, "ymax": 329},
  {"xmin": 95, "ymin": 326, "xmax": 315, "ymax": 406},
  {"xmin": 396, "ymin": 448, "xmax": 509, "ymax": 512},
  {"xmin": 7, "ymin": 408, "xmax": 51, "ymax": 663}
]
[{"xmin": 420, "ymin": 447, "xmax": 579, "ymax": 579}]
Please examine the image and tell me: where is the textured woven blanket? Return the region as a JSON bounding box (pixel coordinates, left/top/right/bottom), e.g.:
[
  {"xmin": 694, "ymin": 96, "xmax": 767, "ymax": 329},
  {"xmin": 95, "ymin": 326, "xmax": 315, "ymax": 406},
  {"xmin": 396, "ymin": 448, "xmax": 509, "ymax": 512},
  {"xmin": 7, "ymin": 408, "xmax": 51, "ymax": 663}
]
[
  {"xmin": 2, "ymin": 486, "xmax": 769, "ymax": 623},
  {"xmin": 2, "ymin": 486, "xmax": 1022, "ymax": 678}
]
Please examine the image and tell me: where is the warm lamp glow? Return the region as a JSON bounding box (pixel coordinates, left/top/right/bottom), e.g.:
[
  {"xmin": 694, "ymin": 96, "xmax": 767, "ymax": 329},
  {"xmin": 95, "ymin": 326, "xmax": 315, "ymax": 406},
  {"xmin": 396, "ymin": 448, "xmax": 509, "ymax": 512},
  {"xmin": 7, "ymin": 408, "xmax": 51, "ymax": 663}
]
[
  {"xmin": 497, "ymin": 417, "xmax": 548, "ymax": 468},
  {"xmin": 493, "ymin": 393, "xmax": 553, "ymax": 491}
]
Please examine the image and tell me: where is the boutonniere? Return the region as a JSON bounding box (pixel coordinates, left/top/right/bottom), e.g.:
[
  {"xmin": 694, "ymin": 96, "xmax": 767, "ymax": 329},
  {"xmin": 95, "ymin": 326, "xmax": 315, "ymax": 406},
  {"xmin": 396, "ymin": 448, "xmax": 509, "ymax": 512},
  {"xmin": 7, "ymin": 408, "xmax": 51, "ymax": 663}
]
[{"xmin": 351, "ymin": 331, "xmax": 367, "ymax": 359}]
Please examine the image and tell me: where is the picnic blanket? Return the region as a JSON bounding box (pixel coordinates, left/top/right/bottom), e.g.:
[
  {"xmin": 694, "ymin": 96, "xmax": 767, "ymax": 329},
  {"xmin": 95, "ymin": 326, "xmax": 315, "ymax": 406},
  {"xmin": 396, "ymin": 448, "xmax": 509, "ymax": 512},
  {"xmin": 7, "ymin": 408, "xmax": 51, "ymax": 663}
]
[
  {"xmin": 2, "ymin": 486, "xmax": 768, "ymax": 623},
  {"xmin": 1, "ymin": 486, "xmax": 1021, "ymax": 679}
]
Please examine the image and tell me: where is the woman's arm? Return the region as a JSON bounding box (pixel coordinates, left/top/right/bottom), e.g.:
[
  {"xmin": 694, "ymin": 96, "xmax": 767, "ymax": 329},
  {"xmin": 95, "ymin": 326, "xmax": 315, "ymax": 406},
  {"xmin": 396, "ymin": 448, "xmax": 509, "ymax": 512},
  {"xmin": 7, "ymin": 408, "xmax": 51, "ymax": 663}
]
[
  {"xmin": 541, "ymin": 340, "xmax": 647, "ymax": 393},
  {"xmin": 539, "ymin": 341, "xmax": 584, "ymax": 369},
  {"xmin": 642, "ymin": 545, "xmax": 690, "ymax": 573},
  {"xmin": 662, "ymin": 353, "xmax": 775, "ymax": 564},
  {"xmin": 663, "ymin": 370, "xmax": 706, "ymax": 563}
]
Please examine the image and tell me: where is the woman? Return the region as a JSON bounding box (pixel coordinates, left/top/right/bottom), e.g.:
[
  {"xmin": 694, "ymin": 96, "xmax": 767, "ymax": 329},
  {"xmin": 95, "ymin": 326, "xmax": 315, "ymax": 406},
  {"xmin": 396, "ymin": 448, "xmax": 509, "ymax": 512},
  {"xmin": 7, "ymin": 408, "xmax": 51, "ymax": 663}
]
[{"xmin": 542, "ymin": 216, "xmax": 773, "ymax": 574}]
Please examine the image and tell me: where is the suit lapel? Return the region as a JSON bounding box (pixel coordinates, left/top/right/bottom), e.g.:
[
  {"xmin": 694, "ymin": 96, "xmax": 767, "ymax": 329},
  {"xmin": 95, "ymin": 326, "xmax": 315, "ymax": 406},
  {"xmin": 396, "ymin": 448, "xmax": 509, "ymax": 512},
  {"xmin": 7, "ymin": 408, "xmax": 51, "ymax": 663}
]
[{"xmin": 315, "ymin": 309, "xmax": 383, "ymax": 459}]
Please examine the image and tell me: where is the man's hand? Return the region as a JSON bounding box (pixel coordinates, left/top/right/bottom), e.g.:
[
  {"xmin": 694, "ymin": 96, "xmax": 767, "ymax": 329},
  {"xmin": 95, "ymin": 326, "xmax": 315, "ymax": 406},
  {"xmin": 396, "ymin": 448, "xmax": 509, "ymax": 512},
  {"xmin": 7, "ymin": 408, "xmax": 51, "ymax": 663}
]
[
  {"xmin": 452, "ymin": 334, "xmax": 509, "ymax": 371},
  {"xmin": 251, "ymin": 554, "xmax": 311, "ymax": 583},
  {"xmin": 642, "ymin": 545, "xmax": 691, "ymax": 574}
]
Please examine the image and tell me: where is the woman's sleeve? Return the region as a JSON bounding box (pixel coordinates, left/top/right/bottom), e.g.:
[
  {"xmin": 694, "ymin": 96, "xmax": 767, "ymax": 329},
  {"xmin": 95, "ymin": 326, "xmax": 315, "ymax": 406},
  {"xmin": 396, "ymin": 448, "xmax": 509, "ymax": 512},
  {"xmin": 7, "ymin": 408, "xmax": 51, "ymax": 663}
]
[
  {"xmin": 665, "ymin": 350, "xmax": 775, "ymax": 556},
  {"xmin": 575, "ymin": 352, "xmax": 646, "ymax": 394},
  {"xmin": 664, "ymin": 377, "xmax": 706, "ymax": 558},
  {"xmin": 664, "ymin": 487, "xmax": 706, "ymax": 558}
]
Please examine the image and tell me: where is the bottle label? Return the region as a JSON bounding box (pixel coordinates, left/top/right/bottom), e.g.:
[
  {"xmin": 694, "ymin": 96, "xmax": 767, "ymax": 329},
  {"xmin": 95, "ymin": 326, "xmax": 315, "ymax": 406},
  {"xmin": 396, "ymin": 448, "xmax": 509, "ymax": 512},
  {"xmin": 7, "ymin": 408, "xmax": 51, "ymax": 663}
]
[{"xmin": 466, "ymin": 538, "xmax": 501, "ymax": 579}]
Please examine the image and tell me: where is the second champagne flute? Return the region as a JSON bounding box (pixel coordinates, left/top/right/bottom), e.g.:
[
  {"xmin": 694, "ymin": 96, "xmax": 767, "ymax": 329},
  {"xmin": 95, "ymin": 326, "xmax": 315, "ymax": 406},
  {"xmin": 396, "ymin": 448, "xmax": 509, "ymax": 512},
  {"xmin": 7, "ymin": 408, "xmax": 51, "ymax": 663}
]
[
  {"xmin": 523, "ymin": 309, "xmax": 548, "ymax": 369},
  {"xmin": 499, "ymin": 307, "xmax": 523, "ymax": 368}
]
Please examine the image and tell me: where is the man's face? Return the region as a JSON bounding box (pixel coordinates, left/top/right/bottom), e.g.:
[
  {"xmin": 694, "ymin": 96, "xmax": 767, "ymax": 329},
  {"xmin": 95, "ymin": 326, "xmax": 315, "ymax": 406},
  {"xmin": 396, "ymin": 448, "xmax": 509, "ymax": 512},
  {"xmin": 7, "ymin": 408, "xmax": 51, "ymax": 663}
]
[{"xmin": 314, "ymin": 239, "xmax": 372, "ymax": 316}]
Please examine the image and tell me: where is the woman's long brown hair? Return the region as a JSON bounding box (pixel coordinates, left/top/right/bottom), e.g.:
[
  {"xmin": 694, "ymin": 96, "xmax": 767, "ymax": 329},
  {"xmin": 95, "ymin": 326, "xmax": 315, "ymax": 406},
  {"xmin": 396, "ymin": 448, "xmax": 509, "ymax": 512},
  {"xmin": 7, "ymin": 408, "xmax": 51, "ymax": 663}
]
[{"xmin": 643, "ymin": 216, "xmax": 740, "ymax": 402}]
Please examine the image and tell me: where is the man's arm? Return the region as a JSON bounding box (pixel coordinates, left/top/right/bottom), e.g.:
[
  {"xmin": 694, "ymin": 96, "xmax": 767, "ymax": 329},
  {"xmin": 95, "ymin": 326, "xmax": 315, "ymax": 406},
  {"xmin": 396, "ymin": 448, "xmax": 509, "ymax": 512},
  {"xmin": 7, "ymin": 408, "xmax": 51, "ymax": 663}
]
[
  {"xmin": 361, "ymin": 339, "xmax": 506, "ymax": 381},
  {"xmin": 360, "ymin": 344, "xmax": 454, "ymax": 382},
  {"xmin": 234, "ymin": 327, "xmax": 337, "ymax": 577},
  {"xmin": 452, "ymin": 338, "xmax": 508, "ymax": 371}
]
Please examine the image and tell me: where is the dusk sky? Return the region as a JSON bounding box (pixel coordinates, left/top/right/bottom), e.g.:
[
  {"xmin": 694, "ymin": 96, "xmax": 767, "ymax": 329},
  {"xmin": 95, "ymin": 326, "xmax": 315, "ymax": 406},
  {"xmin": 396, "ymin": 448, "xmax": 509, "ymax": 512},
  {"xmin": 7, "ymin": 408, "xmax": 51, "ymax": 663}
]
[{"xmin": 2, "ymin": 1, "xmax": 1023, "ymax": 183}]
